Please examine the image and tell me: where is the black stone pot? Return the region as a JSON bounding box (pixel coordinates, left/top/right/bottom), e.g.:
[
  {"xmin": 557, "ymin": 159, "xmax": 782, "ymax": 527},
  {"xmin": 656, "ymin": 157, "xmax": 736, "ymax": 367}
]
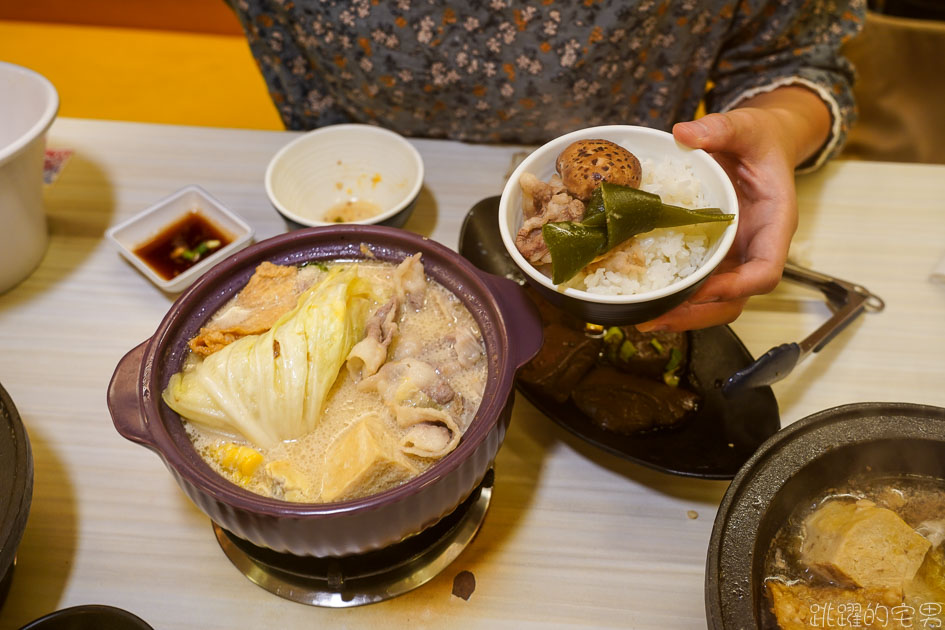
[
  {"xmin": 0, "ymin": 382, "xmax": 32, "ymax": 608},
  {"xmin": 705, "ymin": 402, "xmax": 945, "ymax": 629}
]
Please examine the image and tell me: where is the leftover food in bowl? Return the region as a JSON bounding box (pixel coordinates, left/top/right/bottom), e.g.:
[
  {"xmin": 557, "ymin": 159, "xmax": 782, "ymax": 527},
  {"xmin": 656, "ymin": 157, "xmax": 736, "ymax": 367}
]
[{"xmin": 265, "ymin": 124, "xmax": 424, "ymax": 229}]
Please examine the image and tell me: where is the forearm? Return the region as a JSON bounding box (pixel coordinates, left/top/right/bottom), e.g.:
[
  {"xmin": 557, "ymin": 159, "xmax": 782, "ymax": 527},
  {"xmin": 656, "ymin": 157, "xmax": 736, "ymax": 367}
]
[{"xmin": 733, "ymin": 86, "xmax": 832, "ymax": 168}]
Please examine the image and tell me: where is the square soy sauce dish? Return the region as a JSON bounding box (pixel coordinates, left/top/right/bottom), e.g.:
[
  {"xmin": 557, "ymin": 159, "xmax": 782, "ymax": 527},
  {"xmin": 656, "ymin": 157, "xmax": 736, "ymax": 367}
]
[{"xmin": 106, "ymin": 185, "xmax": 254, "ymax": 293}]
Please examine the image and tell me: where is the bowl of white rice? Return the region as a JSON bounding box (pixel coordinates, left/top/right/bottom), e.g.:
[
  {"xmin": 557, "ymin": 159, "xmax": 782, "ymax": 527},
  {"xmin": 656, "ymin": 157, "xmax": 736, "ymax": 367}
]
[{"xmin": 498, "ymin": 125, "xmax": 738, "ymax": 325}]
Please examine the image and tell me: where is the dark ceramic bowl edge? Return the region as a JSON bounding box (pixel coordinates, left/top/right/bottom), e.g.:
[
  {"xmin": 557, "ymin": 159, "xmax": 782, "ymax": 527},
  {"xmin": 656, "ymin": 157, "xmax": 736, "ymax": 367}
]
[
  {"xmin": 0, "ymin": 382, "xmax": 32, "ymax": 600},
  {"xmin": 525, "ymin": 266, "xmax": 714, "ymax": 327}
]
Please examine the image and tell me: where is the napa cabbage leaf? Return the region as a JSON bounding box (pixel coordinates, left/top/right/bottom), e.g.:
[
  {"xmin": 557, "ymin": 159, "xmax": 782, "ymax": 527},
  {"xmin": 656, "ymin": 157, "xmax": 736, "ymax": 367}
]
[{"xmin": 163, "ymin": 265, "xmax": 379, "ymax": 448}]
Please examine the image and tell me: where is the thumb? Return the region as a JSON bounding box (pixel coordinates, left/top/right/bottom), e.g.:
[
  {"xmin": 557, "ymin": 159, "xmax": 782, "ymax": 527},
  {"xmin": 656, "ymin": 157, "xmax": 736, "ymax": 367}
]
[{"xmin": 673, "ymin": 112, "xmax": 747, "ymax": 155}]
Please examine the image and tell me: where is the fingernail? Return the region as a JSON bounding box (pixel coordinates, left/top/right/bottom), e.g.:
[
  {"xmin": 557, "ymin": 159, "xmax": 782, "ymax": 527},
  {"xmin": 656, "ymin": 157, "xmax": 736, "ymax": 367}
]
[
  {"xmin": 635, "ymin": 323, "xmax": 667, "ymax": 333},
  {"xmin": 686, "ymin": 120, "xmax": 710, "ymax": 140}
]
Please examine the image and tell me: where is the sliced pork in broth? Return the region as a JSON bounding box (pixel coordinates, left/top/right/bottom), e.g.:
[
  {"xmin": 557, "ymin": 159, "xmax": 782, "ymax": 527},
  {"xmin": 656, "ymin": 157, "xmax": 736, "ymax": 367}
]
[{"xmin": 162, "ymin": 253, "xmax": 487, "ymax": 503}]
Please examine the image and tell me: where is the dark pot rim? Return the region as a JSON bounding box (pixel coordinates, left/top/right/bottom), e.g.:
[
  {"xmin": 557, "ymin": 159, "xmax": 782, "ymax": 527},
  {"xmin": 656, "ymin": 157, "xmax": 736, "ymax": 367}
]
[
  {"xmin": 705, "ymin": 401, "xmax": 945, "ymax": 629},
  {"xmin": 18, "ymin": 604, "xmax": 153, "ymax": 630},
  {"xmin": 0, "ymin": 381, "xmax": 32, "ymax": 591},
  {"xmin": 114, "ymin": 225, "xmax": 541, "ymax": 519}
]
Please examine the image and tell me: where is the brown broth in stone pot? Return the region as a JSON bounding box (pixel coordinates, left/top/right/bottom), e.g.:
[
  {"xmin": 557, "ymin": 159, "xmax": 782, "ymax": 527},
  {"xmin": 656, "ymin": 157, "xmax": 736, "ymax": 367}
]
[{"xmin": 762, "ymin": 474, "xmax": 945, "ymax": 630}]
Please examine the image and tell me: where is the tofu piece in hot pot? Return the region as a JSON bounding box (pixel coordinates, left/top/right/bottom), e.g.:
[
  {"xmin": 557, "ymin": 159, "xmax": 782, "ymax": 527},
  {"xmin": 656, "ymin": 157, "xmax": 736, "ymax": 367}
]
[
  {"xmin": 800, "ymin": 499, "xmax": 932, "ymax": 591},
  {"xmin": 319, "ymin": 414, "xmax": 417, "ymax": 502}
]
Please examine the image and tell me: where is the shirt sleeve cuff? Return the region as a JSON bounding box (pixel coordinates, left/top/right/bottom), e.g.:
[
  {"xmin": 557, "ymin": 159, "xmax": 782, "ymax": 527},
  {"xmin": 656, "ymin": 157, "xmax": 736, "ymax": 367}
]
[{"xmin": 715, "ymin": 76, "xmax": 843, "ymax": 174}]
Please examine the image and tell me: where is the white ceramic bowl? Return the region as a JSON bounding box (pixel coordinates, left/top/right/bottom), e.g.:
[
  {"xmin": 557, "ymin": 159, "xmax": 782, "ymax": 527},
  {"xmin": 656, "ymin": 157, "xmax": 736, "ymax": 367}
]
[
  {"xmin": 498, "ymin": 125, "xmax": 739, "ymax": 325},
  {"xmin": 0, "ymin": 62, "xmax": 59, "ymax": 294},
  {"xmin": 265, "ymin": 124, "xmax": 424, "ymax": 229},
  {"xmin": 106, "ymin": 185, "xmax": 254, "ymax": 293}
]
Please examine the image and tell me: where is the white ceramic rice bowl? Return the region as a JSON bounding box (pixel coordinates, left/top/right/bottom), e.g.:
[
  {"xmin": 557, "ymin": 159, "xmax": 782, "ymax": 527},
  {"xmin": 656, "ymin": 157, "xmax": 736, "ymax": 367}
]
[{"xmin": 498, "ymin": 125, "xmax": 739, "ymax": 325}]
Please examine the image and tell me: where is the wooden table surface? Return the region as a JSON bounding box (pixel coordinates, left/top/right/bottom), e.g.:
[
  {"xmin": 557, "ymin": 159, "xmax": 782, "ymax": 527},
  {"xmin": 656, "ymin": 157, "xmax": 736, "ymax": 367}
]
[{"xmin": 1, "ymin": 118, "xmax": 943, "ymax": 629}]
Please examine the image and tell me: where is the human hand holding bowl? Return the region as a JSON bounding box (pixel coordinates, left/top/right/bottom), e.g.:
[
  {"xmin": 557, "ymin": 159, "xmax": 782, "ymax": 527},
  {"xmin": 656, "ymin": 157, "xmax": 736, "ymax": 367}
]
[{"xmin": 499, "ymin": 124, "xmax": 739, "ymax": 327}]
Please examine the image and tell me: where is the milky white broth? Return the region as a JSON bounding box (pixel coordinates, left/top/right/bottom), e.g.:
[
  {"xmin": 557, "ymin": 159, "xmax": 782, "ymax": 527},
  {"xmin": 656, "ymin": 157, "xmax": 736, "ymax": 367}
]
[{"xmin": 182, "ymin": 260, "xmax": 487, "ymax": 502}]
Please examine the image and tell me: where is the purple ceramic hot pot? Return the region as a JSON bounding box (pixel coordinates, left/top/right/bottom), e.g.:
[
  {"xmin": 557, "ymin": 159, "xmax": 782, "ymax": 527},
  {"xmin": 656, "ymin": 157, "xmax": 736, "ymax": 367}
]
[{"xmin": 107, "ymin": 225, "xmax": 542, "ymax": 557}]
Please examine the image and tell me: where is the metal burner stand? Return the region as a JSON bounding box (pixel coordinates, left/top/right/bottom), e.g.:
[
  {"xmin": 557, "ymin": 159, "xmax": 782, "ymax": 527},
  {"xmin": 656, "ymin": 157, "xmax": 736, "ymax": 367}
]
[{"xmin": 213, "ymin": 471, "xmax": 493, "ymax": 607}]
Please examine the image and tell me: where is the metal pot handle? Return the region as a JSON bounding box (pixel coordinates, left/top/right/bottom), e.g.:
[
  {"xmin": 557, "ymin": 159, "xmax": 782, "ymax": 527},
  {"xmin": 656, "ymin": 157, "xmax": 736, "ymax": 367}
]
[
  {"xmin": 107, "ymin": 340, "xmax": 156, "ymax": 448},
  {"xmin": 721, "ymin": 262, "xmax": 885, "ymax": 396},
  {"xmin": 478, "ymin": 270, "xmax": 543, "ymax": 369}
]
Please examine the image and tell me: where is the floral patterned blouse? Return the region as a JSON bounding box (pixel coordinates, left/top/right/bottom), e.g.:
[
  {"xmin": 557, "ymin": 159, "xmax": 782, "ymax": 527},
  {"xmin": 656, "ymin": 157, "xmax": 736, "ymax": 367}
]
[{"xmin": 226, "ymin": 0, "xmax": 865, "ymax": 167}]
